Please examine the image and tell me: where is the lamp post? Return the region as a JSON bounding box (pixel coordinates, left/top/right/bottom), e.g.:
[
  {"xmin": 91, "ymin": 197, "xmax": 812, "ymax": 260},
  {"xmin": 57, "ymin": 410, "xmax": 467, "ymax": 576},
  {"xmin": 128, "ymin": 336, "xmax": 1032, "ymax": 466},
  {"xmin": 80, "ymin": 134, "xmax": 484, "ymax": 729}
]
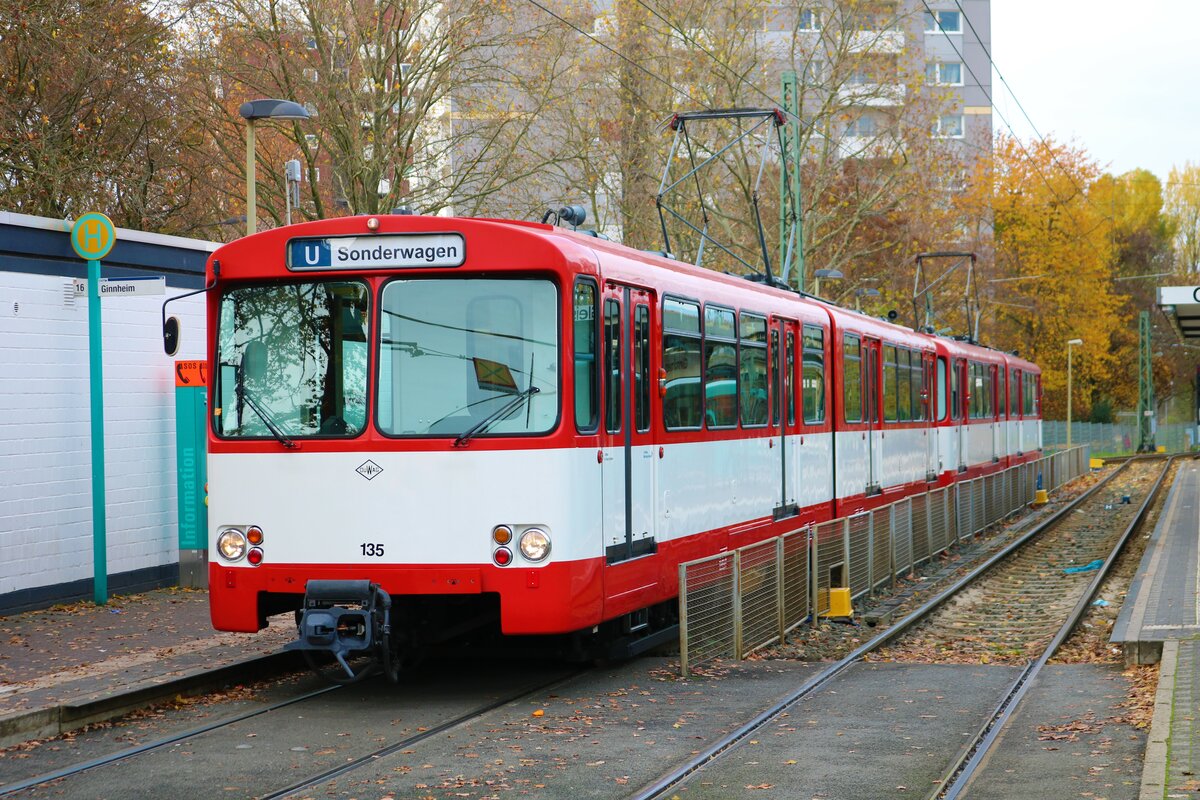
[
  {"xmin": 1066, "ymin": 338, "xmax": 1083, "ymax": 447},
  {"xmin": 239, "ymin": 99, "xmax": 311, "ymax": 236},
  {"xmin": 813, "ymin": 268, "xmax": 844, "ymax": 298}
]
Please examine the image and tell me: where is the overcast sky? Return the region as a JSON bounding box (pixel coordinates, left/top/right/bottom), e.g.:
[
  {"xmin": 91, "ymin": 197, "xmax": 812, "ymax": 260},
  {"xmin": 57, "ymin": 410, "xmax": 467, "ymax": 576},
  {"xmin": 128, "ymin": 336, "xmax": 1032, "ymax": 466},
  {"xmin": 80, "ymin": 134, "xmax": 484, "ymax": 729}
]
[{"xmin": 990, "ymin": 1, "xmax": 1200, "ymax": 182}]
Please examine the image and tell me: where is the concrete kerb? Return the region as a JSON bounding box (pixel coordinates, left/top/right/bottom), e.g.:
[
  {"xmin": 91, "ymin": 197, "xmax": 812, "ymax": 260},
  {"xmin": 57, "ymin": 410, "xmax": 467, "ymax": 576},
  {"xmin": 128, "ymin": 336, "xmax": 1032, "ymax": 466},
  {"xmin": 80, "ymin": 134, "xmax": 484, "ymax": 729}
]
[
  {"xmin": 0, "ymin": 650, "xmax": 301, "ymax": 750},
  {"xmin": 1139, "ymin": 639, "xmax": 1177, "ymax": 800}
]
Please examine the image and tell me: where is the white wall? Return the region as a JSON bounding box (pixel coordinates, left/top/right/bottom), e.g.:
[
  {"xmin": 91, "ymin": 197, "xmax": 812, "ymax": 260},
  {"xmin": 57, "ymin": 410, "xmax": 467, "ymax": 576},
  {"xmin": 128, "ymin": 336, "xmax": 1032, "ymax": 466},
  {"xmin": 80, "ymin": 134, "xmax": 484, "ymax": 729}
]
[{"xmin": 0, "ymin": 272, "xmax": 205, "ymax": 596}]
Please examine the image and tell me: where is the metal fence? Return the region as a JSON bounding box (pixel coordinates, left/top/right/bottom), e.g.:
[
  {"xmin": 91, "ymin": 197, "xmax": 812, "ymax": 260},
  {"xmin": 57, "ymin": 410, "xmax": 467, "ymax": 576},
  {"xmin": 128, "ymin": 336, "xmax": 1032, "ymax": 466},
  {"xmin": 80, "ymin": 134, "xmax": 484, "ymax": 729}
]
[
  {"xmin": 678, "ymin": 445, "xmax": 1090, "ymax": 674},
  {"xmin": 1043, "ymin": 420, "xmax": 1196, "ymax": 455}
]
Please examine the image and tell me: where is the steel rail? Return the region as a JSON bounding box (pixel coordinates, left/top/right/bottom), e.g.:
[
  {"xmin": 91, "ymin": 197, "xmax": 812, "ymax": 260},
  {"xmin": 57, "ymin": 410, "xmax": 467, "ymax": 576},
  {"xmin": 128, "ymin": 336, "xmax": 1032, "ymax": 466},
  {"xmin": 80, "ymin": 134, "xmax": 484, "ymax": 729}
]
[
  {"xmin": 633, "ymin": 457, "xmax": 1143, "ymax": 800},
  {"xmin": 260, "ymin": 668, "xmax": 588, "ymax": 799},
  {"xmin": 0, "ymin": 683, "xmax": 342, "ymax": 797},
  {"xmin": 1, "ymin": 667, "xmax": 586, "ymax": 799},
  {"xmin": 930, "ymin": 455, "xmax": 1178, "ymax": 800}
]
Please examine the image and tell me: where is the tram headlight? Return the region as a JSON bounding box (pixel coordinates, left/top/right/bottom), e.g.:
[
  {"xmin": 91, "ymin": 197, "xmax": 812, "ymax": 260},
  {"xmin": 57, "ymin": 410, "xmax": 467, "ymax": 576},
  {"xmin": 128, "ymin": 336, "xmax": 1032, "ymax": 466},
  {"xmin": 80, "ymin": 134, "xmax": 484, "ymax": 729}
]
[
  {"xmin": 518, "ymin": 528, "xmax": 551, "ymax": 562},
  {"xmin": 217, "ymin": 528, "xmax": 248, "ymax": 562}
]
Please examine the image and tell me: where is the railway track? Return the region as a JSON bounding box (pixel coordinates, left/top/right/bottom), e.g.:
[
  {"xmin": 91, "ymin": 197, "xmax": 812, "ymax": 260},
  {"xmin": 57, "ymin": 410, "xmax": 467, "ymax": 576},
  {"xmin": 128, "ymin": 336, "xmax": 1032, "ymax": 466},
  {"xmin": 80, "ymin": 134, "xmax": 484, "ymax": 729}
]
[
  {"xmin": 0, "ymin": 663, "xmax": 583, "ymax": 799},
  {"xmin": 633, "ymin": 456, "xmax": 1175, "ymax": 800}
]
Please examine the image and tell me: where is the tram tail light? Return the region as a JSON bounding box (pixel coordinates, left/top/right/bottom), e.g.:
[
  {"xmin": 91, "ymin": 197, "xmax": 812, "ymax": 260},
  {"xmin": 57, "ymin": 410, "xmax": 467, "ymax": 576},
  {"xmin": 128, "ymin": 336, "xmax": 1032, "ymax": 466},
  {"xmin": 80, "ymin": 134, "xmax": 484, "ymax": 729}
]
[
  {"xmin": 247, "ymin": 547, "xmax": 264, "ymax": 566},
  {"xmin": 493, "ymin": 547, "xmax": 513, "ymax": 566}
]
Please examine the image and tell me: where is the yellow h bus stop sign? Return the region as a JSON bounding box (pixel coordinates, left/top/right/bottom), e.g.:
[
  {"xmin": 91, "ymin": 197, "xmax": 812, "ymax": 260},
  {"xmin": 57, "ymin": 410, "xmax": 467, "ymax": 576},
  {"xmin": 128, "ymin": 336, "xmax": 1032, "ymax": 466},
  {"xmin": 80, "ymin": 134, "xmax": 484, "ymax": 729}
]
[{"xmin": 71, "ymin": 212, "xmax": 116, "ymax": 261}]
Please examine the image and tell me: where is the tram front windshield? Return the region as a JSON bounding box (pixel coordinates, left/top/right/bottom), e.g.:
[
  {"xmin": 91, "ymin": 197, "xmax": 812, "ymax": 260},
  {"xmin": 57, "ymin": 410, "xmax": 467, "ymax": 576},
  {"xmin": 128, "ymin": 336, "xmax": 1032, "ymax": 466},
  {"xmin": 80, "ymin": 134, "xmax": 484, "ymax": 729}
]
[
  {"xmin": 214, "ymin": 281, "xmax": 369, "ymax": 439},
  {"xmin": 378, "ymin": 278, "xmax": 558, "ymax": 437}
]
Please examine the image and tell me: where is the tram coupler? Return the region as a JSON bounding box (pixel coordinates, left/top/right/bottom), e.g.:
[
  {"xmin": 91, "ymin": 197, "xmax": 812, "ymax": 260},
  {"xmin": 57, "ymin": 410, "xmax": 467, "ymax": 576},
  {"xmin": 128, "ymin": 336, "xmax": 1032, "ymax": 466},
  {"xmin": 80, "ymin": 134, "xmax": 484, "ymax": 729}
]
[{"xmin": 285, "ymin": 580, "xmax": 392, "ymax": 681}]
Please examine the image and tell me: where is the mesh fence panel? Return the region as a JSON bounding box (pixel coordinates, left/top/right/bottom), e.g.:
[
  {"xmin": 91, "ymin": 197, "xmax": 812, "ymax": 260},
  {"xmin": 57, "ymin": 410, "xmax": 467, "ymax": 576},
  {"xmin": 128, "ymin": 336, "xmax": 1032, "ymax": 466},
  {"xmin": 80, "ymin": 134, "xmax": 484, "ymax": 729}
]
[
  {"xmin": 955, "ymin": 481, "xmax": 970, "ymax": 541},
  {"xmin": 929, "ymin": 488, "xmax": 950, "ymax": 555},
  {"xmin": 911, "ymin": 492, "xmax": 931, "ymax": 566},
  {"xmin": 813, "ymin": 520, "xmax": 842, "ymax": 617},
  {"xmin": 871, "ymin": 507, "xmax": 891, "ymax": 593},
  {"xmin": 679, "ymin": 553, "xmax": 735, "ymax": 672},
  {"xmin": 781, "ymin": 527, "xmax": 810, "ymax": 631},
  {"xmin": 847, "ymin": 512, "xmax": 872, "ymax": 598},
  {"xmin": 738, "ymin": 539, "xmax": 781, "ymax": 657},
  {"xmin": 892, "ymin": 499, "xmax": 913, "ymax": 578},
  {"xmin": 985, "ymin": 474, "xmax": 1001, "ymax": 525},
  {"xmin": 972, "ymin": 478, "xmax": 986, "ymax": 534}
]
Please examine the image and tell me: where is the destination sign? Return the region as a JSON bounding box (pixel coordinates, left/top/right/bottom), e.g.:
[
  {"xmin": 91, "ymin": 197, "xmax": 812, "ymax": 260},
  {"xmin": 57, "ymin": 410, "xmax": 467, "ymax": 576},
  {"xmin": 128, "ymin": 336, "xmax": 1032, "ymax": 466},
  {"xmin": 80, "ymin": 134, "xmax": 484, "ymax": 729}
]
[{"xmin": 287, "ymin": 233, "xmax": 466, "ymax": 271}]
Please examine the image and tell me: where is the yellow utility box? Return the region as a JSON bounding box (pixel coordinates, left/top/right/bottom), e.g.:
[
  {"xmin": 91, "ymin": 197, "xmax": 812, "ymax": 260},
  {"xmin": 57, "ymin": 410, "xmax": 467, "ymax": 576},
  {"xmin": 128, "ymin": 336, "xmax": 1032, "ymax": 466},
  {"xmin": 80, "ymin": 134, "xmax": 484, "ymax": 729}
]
[
  {"xmin": 1156, "ymin": 445, "xmax": 1167, "ymax": 453},
  {"xmin": 1033, "ymin": 489, "xmax": 1049, "ymax": 506},
  {"xmin": 1089, "ymin": 457, "xmax": 1105, "ymax": 470},
  {"xmin": 826, "ymin": 587, "xmax": 853, "ymax": 619}
]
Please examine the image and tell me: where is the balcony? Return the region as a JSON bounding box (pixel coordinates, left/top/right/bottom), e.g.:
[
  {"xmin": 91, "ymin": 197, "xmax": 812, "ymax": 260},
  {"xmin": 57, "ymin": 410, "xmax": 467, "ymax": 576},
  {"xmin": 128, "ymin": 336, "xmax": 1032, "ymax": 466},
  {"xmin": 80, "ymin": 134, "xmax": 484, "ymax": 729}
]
[
  {"xmin": 847, "ymin": 30, "xmax": 905, "ymax": 54},
  {"xmin": 837, "ymin": 82, "xmax": 906, "ymax": 107}
]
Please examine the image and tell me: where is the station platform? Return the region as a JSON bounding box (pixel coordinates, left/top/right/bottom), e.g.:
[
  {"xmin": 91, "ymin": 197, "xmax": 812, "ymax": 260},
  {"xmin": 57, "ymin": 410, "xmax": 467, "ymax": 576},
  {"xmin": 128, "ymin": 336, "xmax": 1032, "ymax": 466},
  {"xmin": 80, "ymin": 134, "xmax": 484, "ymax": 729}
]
[
  {"xmin": 1112, "ymin": 462, "xmax": 1200, "ymax": 664},
  {"xmin": 0, "ymin": 588, "xmax": 292, "ymax": 749},
  {"xmin": 1108, "ymin": 461, "xmax": 1200, "ymax": 799}
]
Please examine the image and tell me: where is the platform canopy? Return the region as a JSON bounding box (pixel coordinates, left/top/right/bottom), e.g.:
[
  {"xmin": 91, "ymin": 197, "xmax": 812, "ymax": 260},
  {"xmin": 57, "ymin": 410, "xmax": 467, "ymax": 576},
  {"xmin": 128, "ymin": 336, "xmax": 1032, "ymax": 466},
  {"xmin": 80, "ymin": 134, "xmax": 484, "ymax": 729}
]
[{"xmin": 1158, "ymin": 286, "xmax": 1200, "ymax": 340}]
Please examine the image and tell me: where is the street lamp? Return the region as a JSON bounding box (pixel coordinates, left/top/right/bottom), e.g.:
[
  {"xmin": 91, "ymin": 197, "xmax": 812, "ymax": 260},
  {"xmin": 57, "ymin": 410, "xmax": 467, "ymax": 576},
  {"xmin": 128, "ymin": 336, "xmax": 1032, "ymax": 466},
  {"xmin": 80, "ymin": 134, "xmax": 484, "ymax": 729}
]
[
  {"xmin": 239, "ymin": 99, "xmax": 311, "ymax": 236},
  {"xmin": 813, "ymin": 268, "xmax": 844, "ymax": 298},
  {"xmin": 1066, "ymin": 338, "xmax": 1083, "ymax": 447},
  {"xmin": 854, "ymin": 287, "xmax": 880, "ymax": 312}
]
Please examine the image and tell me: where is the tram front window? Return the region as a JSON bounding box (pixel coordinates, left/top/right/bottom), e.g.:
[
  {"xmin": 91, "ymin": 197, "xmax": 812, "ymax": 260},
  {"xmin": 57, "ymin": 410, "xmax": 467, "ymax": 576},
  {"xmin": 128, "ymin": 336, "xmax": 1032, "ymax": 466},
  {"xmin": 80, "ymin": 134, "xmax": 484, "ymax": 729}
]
[
  {"xmin": 214, "ymin": 281, "xmax": 369, "ymax": 439},
  {"xmin": 378, "ymin": 278, "xmax": 559, "ymax": 437}
]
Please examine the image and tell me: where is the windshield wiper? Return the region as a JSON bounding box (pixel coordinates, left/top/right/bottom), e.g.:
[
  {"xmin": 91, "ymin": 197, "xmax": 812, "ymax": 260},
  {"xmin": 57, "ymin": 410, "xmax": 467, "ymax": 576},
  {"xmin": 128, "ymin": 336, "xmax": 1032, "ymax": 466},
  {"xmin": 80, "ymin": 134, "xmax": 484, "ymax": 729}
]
[
  {"xmin": 453, "ymin": 386, "xmax": 540, "ymax": 447},
  {"xmin": 240, "ymin": 386, "xmax": 298, "ymax": 449}
]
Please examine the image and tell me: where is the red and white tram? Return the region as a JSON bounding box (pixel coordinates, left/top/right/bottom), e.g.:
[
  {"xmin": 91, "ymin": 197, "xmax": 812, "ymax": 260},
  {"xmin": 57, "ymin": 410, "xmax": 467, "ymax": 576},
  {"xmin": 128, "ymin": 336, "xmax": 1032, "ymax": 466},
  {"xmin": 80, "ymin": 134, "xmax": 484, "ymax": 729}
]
[{"xmin": 194, "ymin": 213, "xmax": 1041, "ymax": 675}]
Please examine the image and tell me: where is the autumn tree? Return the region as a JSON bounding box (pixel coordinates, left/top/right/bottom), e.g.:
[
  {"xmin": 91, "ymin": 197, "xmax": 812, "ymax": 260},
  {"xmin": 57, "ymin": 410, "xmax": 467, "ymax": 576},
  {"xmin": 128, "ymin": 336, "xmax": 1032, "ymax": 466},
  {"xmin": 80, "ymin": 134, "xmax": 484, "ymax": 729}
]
[
  {"xmin": 0, "ymin": 0, "xmax": 204, "ymax": 230},
  {"xmin": 957, "ymin": 134, "xmax": 1125, "ymax": 419},
  {"xmin": 1165, "ymin": 162, "xmax": 1200, "ymax": 277}
]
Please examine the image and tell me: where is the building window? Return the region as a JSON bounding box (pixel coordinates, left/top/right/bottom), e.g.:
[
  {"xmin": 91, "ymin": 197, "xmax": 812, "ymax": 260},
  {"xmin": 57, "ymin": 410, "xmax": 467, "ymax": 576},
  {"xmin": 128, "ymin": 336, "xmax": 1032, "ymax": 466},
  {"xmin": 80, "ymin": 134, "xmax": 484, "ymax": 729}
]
[
  {"xmin": 925, "ymin": 61, "xmax": 963, "ymax": 85},
  {"xmin": 847, "ymin": 115, "xmax": 877, "ymax": 137},
  {"xmin": 933, "ymin": 114, "xmax": 964, "ymax": 138},
  {"xmin": 765, "ymin": 6, "xmax": 819, "ymax": 31},
  {"xmin": 924, "ymin": 10, "xmax": 962, "ymax": 33}
]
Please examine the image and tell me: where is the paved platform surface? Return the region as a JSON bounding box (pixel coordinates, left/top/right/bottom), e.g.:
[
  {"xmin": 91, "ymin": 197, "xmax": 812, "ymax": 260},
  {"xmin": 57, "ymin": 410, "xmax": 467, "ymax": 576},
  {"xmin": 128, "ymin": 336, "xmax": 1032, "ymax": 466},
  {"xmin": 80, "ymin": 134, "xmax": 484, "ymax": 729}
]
[
  {"xmin": 1108, "ymin": 462, "xmax": 1200, "ymax": 799},
  {"xmin": 0, "ymin": 588, "xmax": 291, "ymax": 748},
  {"xmin": 1113, "ymin": 462, "xmax": 1200, "ymax": 658}
]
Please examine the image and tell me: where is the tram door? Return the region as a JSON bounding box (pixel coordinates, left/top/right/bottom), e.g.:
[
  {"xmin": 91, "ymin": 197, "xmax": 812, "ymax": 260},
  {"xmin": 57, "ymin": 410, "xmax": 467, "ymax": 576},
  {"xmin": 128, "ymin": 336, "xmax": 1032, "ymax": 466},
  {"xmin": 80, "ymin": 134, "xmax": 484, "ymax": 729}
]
[
  {"xmin": 772, "ymin": 318, "xmax": 800, "ymax": 517},
  {"xmin": 864, "ymin": 337, "xmax": 882, "ymax": 493},
  {"xmin": 956, "ymin": 359, "xmax": 968, "ymax": 472},
  {"xmin": 601, "ymin": 284, "xmax": 657, "ymax": 567},
  {"xmin": 923, "ymin": 352, "xmax": 938, "ymax": 481}
]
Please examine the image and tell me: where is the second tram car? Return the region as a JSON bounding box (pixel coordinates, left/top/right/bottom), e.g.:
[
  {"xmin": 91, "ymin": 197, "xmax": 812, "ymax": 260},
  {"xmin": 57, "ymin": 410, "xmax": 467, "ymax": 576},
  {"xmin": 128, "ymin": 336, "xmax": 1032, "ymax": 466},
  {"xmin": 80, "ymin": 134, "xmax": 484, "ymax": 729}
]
[{"xmin": 197, "ymin": 213, "xmax": 1041, "ymax": 672}]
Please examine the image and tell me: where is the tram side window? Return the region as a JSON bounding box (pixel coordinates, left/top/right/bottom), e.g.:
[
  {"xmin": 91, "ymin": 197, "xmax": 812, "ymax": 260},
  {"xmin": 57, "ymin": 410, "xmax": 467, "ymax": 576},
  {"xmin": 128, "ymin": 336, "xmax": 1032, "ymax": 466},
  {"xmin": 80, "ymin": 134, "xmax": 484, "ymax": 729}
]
[
  {"xmin": 1024, "ymin": 374, "xmax": 1035, "ymax": 415},
  {"xmin": 740, "ymin": 313, "xmax": 769, "ymax": 427},
  {"xmin": 604, "ymin": 298, "xmax": 621, "ymax": 434},
  {"xmin": 912, "ymin": 351, "xmax": 923, "ymax": 421},
  {"xmin": 937, "ymin": 357, "xmax": 948, "ymax": 421},
  {"xmin": 573, "ymin": 280, "xmax": 598, "ymax": 432},
  {"xmin": 662, "ymin": 298, "xmax": 702, "ymax": 429},
  {"xmin": 1009, "ymin": 369, "xmax": 1019, "ymax": 418},
  {"xmin": 786, "ymin": 332, "xmax": 796, "ymax": 426},
  {"xmin": 898, "ymin": 348, "xmax": 913, "ymax": 422},
  {"xmin": 951, "ymin": 360, "xmax": 961, "ymax": 421},
  {"xmin": 843, "ymin": 334, "xmax": 862, "ymax": 423},
  {"xmin": 969, "ymin": 363, "xmax": 981, "ymax": 419},
  {"xmin": 771, "ymin": 329, "xmax": 780, "ymax": 426},
  {"xmin": 705, "ymin": 306, "xmax": 738, "ymax": 428},
  {"xmin": 802, "ymin": 325, "xmax": 825, "ymax": 423},
  {"xmin": 883, "ymin": 344, "xmax": 898, "ymax": 422},
  {"xmin": 635, "ymin": 305, "xmax": 651, "ymax": 432}
]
